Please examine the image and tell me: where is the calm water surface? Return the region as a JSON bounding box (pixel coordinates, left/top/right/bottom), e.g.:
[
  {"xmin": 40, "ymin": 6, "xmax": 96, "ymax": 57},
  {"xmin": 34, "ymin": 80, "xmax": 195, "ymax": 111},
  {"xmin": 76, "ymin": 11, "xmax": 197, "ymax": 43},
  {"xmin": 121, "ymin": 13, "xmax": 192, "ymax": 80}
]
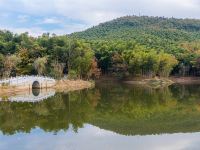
[{"xmin": 1, "ymin": 82, "xmax": 200, "ymax": 150}]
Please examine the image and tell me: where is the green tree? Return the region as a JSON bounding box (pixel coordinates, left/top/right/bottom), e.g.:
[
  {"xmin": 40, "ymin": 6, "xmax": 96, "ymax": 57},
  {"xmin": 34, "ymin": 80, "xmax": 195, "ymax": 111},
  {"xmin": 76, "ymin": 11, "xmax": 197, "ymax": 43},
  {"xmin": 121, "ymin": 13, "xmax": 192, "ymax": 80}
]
[
  {"xmin": 158, "ymin": 53, "xmax": 178, "ymax": 77},
  {"xmin": 34, "ymin": 57, "xmax": 47, "ymax": 75},
  {"xmin": 3, "ymin": 55, "xmax": 21, "ymax": 78}
]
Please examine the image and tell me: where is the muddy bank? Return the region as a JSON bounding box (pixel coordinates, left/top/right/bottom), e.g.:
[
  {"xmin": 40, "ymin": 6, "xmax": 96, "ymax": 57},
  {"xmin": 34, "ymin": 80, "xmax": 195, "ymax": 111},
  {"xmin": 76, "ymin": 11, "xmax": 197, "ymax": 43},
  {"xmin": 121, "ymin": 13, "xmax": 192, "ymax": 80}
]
[
  {"xmin": 98, "ymin": 75, "xmax": 200, "ymax": 87},
  {"xmin": 96, "ymin": 75, "xmax": 174, "ymax": 88},
  {"xmin": 54, "ymin": 79, "xmax": 94, "ymax": 92},
  {"xmin": 170, "ymin": 77, "xmax": 200, "ymax": 84},
  {"xmin": 124, "ymin": 78, "xmax": 174, "ymax": 88}
]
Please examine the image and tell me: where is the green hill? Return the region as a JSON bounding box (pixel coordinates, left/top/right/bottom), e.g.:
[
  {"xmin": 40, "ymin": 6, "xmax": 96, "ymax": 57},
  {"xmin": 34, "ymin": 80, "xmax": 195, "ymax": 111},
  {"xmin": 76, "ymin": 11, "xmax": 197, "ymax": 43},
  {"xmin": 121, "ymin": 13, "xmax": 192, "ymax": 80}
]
[
  {"xmin": 71, "ymin": 16, "xmax": 200, "ymax": 41},
  {"xmin": 71, "ymin": 16, "xmax": 200, "ymax": 53},
  {"xmin": 70, "ymin": 16, "xmax": 200, "ymax": 77}
]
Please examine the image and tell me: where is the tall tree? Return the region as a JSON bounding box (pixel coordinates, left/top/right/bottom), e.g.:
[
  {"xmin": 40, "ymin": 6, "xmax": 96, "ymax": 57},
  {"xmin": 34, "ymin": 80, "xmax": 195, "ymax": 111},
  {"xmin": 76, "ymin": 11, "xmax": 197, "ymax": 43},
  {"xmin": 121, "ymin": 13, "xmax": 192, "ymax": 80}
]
[
  {"xmin": 3, "ymin": 55, "xmax": 21, "ymax": 78},
  {"xmin": 34, "ymin": 57, "xmax": 47, "ymax": 75}
]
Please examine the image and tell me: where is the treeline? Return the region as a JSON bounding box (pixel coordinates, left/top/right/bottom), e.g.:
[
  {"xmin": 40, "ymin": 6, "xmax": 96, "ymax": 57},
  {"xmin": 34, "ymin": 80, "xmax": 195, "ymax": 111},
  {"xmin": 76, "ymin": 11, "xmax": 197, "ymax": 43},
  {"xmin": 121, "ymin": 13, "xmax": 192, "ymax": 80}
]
[
  {"xmin": 0, "ymin": 31, "xmax": 99, "ymax": 79},
  {"xmin": 0, "ymin": 29, "xmax": 200, "ymax": 79},
  {"xmin": 0, "ymin": 30, "xmax": 180, "ymax": 79},
  {"xmin": 71, "ymin": 16, "xmax": 200, "ymax": 77},
  {"xmin": 91, "ymin": 40, "xmax": 178, "ymax": 78}
]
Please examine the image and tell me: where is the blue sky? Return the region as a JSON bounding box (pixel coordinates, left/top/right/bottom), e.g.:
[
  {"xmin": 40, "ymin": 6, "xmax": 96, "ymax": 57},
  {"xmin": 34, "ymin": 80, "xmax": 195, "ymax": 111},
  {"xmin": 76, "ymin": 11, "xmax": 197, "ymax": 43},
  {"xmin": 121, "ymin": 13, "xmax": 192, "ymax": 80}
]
[{"xmin": 0, "ymin": 0, "xmax": 200, "ymax": 36}]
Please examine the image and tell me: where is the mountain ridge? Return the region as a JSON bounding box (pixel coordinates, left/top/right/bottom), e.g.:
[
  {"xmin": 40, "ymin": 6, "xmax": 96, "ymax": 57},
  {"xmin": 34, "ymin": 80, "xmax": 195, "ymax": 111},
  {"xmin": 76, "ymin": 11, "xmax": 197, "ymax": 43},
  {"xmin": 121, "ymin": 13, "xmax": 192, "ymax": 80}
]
[{"xmin": 70, "ymin": 15, "xmax": 200, "ymax": 41}]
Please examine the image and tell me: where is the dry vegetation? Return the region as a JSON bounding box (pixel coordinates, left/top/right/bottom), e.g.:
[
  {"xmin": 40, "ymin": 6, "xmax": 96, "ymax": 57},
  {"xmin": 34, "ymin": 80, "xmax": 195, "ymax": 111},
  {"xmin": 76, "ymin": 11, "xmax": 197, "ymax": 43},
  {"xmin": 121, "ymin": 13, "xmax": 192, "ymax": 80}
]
[{"xmin": 54, "ymin": 79, "xmax": 94, "ymax": 92}]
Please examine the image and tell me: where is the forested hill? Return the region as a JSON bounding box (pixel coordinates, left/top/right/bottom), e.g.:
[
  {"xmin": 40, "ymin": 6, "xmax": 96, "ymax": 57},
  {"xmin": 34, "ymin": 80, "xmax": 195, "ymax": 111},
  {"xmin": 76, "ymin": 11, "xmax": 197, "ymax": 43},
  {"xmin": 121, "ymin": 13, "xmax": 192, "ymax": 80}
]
[
  {"xmin": 71, "ymin": 16, "xmax": 200, "ymax": 42},
  {"xmin": 1, "ymin": 16, "xmax": 200, "ymax": 79},
  {"xmin": 70, "ymin": 16, "xmax": 200, "ymax": 77}
]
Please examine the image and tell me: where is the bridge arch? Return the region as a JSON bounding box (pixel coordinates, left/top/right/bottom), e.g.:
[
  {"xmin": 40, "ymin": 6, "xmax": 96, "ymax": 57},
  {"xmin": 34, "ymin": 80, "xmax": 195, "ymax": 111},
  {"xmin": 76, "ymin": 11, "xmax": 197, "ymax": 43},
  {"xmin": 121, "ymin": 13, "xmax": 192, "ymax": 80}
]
[{"xmin": 32, "ymin": 81, "xmax": 40, "ymax": 89}]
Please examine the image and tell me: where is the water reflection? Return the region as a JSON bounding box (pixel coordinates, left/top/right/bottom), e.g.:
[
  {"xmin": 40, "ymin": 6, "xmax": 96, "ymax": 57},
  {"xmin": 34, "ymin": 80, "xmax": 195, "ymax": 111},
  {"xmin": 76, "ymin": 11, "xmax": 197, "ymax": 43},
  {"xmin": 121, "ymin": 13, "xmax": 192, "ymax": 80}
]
[
  {"xmin": 1, "ymin": 125, "xmax": 200, "ymax": 150},
  {"xmin": 32, "ymin": 88, "xmax": 40, "ymax": 96},
  {"xmin": 0, "ymin": 83, "xmax": 200, "ymax": 136},
  {"xmin": 0, "ymin": 88, "xmax": 55, "ymax": 102}
]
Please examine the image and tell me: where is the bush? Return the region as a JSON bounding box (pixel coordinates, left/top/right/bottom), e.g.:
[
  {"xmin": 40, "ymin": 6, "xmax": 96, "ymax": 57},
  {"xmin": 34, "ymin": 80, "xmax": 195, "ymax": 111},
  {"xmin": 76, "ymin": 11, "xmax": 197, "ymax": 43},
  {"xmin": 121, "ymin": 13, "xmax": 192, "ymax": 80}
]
[{"xmin": 68, "ymin": 70, "xmax": 79, "ymax": 80}]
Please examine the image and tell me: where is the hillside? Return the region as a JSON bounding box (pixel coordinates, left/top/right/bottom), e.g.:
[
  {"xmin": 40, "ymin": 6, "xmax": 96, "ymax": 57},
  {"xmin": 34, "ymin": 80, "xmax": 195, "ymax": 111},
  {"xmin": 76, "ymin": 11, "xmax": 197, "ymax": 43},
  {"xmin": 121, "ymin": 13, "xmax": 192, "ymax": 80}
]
[
  {"xmin": 71, "ymin": 16, "xmax": 200, "ymax": 53},
  {"xmin": 69, "ymin": 16, "xmax": 200, "ymax": 76},
  {"xmin": 71, "ymin": 16, "xmax": 200, "ymax": 40}
]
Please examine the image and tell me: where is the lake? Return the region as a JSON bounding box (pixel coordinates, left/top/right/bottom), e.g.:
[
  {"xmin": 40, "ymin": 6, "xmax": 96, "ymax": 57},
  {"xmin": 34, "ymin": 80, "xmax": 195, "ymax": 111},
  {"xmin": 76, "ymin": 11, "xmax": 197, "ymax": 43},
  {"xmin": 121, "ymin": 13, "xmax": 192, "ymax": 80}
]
[{"xmin": 1, "ymin": 82, "xmax": 200, "ymax": 150}]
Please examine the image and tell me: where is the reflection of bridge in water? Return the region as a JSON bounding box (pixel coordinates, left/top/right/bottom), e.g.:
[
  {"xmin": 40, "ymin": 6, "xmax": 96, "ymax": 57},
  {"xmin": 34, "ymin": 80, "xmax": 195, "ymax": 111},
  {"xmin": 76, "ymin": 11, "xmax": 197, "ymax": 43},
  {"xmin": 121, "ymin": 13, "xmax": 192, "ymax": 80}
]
[{"xmin": 0, "ymin": 88, "xmax": 56, "ymax": 102}]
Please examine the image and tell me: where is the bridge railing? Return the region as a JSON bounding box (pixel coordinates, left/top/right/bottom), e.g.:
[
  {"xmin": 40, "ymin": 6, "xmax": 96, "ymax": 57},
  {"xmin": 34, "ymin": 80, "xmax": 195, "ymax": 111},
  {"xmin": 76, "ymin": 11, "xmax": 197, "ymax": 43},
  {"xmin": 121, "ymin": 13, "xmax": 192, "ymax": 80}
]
[{"xmin": 0, "ymin": 75, "xmax": 56, "ymax": 86}]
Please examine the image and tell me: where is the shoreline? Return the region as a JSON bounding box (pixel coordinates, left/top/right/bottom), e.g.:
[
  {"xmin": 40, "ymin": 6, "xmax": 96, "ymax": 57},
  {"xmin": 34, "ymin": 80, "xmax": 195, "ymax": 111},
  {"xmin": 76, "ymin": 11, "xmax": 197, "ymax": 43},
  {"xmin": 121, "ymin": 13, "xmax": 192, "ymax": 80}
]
[
  {"xmin": 54, "ymin": 79, "xmax": 95, "ymax": 92},
  {"xmin": 1, "ymin": 76, "xmax": 200, "ymax": 96},
  {"xmin": 169, "ymin": 77, "xmax": 200, "ymax": 84},
  {"xmin": 123, "ymin": 77, "xmax": 174, "ymax": 88},
  {"xmin": 97, "ymin": 75, "xmax": 200, "ymax": 84},
  {"xmin": 96, "ymin": 76, "xmax": 200, "ymax": 88}
]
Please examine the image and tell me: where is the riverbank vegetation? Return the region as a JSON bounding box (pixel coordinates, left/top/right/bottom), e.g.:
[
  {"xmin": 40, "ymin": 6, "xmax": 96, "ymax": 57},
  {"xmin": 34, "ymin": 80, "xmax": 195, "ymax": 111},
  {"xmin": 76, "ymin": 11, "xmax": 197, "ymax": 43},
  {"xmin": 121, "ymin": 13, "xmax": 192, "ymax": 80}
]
[{"xmin": 1, "ymin": 16, "xmax": 200, "ymax": 79}]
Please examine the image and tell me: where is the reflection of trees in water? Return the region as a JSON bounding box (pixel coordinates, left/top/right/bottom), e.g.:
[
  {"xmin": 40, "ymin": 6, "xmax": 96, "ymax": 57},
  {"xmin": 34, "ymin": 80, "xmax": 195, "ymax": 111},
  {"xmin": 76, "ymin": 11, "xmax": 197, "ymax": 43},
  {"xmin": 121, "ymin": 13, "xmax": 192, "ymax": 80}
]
[
  {"xmin": 96, "ymin": 83, "xmax": 174, "ymax": 119},
  {"xmin": 92, "ymin": 83, "xmax": 200, "ymax": 135},
  {"xmin": 170, "ymin": 84, "xmax": 200, "ymax": 103},
  {"xmin": 1, "ymin": 83, "xmax": 200, "ymax": 135},
  {"xmin": 0, "ymin": 90, "xmax": 101, "ymax": 135}
]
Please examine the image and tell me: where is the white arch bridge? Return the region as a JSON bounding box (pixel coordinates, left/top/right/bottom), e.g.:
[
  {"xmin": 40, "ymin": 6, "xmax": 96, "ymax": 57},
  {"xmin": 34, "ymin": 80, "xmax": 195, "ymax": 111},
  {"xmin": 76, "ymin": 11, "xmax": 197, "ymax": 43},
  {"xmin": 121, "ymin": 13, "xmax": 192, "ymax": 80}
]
[{"xmin": 0, "ymin": 76, "xmax": 56, "ymax": 89}]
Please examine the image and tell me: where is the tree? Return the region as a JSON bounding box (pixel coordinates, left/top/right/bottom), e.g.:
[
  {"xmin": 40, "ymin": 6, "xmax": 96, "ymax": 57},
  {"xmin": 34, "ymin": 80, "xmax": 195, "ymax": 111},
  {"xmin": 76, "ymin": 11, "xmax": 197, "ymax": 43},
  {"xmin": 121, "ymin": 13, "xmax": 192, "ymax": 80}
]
[
  {"xmin": 3, "ymin": 55, "xmax": 21, "ymax": 78},
  {"xmin": 88, "ymin": 58, "xmax": 101, "ymax": 79},
  {"xmin": 0, "ymin": 54, "xmax": 4, "ymax": 78},
  {"xmin": 51, "ymin": 60, "xmax": 65, "ymax": 79},
  {"xmin": 34, "ymin": 57, "xmax": 47, "ymax": 75},
  {"xmin": 158, "ymin": 53, "xmax": 178, "ymax": 77},
  {"xmin": 68, "ymin": 40, "xmax": 94, "ymax": 78},
  {"xmin": 110, "ymin": 52, "xmax": 128, "ymax": 78}
]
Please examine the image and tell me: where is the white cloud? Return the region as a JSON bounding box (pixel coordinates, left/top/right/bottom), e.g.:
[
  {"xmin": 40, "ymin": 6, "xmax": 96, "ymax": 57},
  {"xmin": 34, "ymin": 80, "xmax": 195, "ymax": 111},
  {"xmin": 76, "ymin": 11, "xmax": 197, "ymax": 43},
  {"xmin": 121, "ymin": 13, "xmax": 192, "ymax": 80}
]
[
  {"xmin": 41, "ymin": 18, "xmax": 62, "ymax": 24},
  {"xmin": 0, "ymin": 0, "xmax": 200, "ymax": 35},
  {"xmin": 1, "ymin": 0, "xmax": 200, "ymax": 22}
]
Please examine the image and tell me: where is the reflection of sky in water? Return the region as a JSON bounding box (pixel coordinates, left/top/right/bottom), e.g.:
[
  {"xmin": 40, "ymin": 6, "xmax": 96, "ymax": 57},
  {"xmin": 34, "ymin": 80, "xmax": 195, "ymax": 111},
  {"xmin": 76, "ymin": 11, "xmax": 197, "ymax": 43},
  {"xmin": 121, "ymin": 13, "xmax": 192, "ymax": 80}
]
[{"xmin": 0, "ymin": 124, "xmax": 200, "ymax": 150}]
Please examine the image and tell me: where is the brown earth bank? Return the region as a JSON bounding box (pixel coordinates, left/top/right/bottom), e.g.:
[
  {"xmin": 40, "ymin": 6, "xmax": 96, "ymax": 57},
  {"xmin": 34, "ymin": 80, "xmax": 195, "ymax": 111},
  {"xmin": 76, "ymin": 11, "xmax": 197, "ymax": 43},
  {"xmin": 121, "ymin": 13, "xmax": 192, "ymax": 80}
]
[
  {"xmin": 170, "ymin": 76, "xmax": 200, "ymax": 84},
  {"xmin": 97, "ymin": 75, "xmax": 200, "ymax": 88},
  {"xmin": 0, "ymin": 79, "xmax": 94, "ymax": 96},
  {"xmin": 98, "ymin": 75, "xmax": 200, "ymax": 84},
  {"xmin": 54, "ymin": 79, "xmax": 95, "ymax": 92},
  {"xmin": 123, "ymin": 77, "xmax": 174, "ymax": 88}
]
